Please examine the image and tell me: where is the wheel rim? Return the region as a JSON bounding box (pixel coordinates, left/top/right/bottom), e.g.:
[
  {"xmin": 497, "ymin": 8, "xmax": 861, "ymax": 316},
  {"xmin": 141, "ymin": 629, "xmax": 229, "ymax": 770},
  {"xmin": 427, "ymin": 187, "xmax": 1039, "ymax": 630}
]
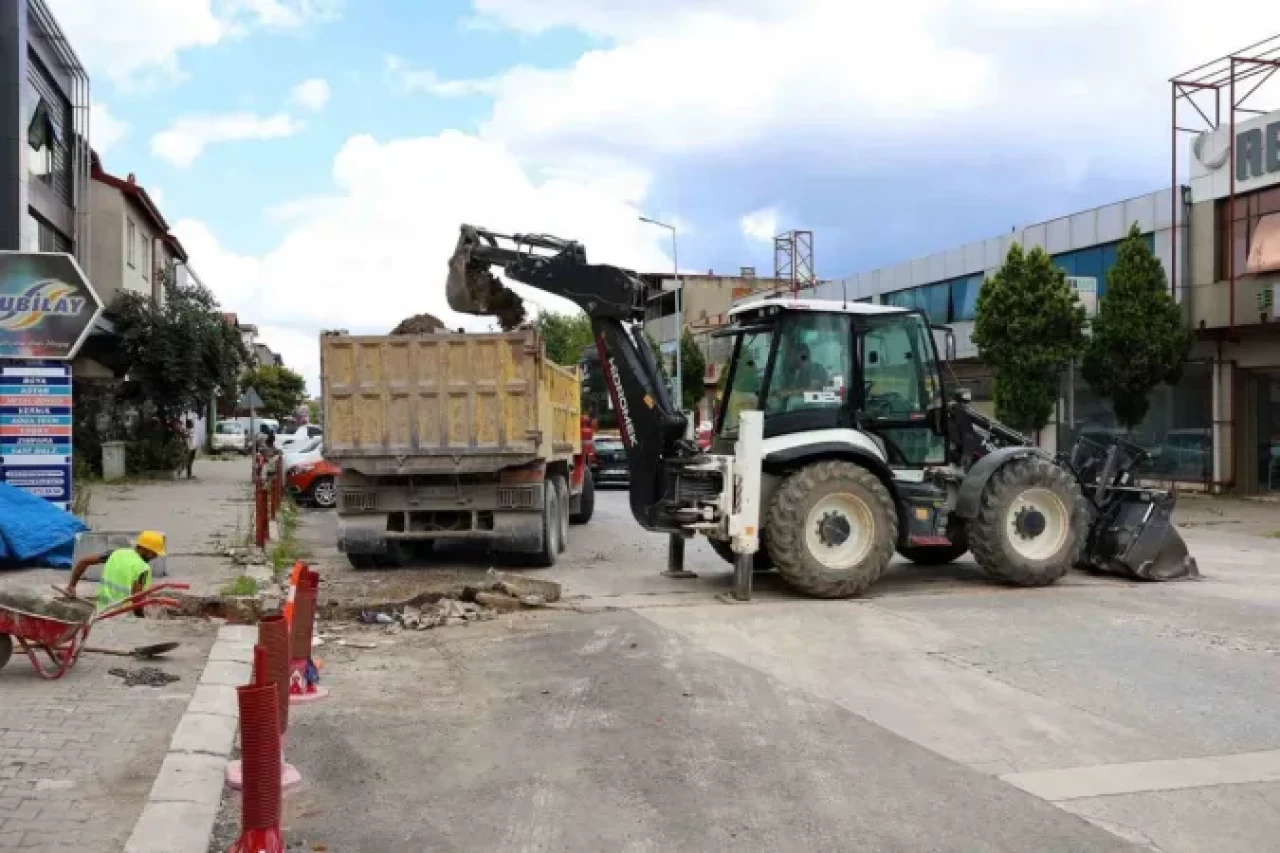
[
  {"xmin": 313, "ymin": 478, "xmax": 336, "ymax": 506},
  {"xmin": 1004, "ymin": 487, "xmax": 1069, "ymax": 561},
  {"xmin": 803, "ymin": 492, "xmax": 875, "ymax": 569}
]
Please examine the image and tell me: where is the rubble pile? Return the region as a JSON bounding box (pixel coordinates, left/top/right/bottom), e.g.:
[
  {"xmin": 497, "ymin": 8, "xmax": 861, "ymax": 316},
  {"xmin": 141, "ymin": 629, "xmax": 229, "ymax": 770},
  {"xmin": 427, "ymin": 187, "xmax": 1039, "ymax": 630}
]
[
  {"xmin": 391, "ymin": 313, "xmax": 447, "ymax": 335},
  {"xmin": 357, "ymin": 570, "xmax": 558, "ymax": 633}
]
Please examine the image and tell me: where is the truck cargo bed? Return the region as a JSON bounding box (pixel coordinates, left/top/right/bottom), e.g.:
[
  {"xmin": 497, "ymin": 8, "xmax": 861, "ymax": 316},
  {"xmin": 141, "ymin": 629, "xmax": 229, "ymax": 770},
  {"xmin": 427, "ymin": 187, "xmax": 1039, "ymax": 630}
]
[{"xmin": 321, "ymin": 330, "xmax": 579, "ymax": 475}]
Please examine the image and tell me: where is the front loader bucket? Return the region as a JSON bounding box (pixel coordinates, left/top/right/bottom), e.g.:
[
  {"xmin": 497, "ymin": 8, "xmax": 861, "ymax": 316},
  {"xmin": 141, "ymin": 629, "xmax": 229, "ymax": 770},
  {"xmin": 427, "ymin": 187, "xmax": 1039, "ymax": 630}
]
[
  {"xmin": 445, "ymin": 226, "xmax": 526, "ymax": 329},
  {"xmin": 1089, "ymin": 491, "xmax": 1200, "ymax": 581}
]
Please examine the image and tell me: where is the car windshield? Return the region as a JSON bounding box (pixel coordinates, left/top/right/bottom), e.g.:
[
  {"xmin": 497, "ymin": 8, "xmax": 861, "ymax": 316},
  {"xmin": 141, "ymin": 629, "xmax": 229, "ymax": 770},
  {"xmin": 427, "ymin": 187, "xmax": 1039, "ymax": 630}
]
[
  {"xmin": 216, "ymin": 423, "xmax": 241, "ymax": 434},
  {"xmin": 596, "ymin": 440, "xmax": 624, "ymax": 453}
]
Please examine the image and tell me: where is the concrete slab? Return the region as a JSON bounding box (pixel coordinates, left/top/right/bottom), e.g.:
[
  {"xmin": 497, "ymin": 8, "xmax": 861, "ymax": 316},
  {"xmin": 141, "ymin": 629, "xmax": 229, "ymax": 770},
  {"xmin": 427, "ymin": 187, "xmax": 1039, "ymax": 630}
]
[
  {"xmin": 1058, "ymin": 781, "xmax": 1280, "ymax": 853},
  {"xmin": 186, "ymin": 684, "xmax": 238, "ymax": 718},
  {"xmin": 1001, "ymin": 749, "xmax": 1280, "ymax": 801},
  {"xmin": 148, "ymin": 752, "xmax": 226, "ymax": 807},
  {"xmin": 169, "ymin": 713, "xmax": 239, "ymax": 757},
  {"xmin": 124, "ymin": 801, "xmax": 219, "ymax": 853}
]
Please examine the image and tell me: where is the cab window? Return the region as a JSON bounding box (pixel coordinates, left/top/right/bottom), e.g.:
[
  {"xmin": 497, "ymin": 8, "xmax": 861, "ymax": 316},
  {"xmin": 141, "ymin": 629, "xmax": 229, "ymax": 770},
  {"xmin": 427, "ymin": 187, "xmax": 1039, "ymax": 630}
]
[
  {"xmin": 764, "ymin": 314, "xmax": 850, "ymax": 416},
  {"xmin": 721, "ymin": 329, "xmax": 771, "ymax": 435}
]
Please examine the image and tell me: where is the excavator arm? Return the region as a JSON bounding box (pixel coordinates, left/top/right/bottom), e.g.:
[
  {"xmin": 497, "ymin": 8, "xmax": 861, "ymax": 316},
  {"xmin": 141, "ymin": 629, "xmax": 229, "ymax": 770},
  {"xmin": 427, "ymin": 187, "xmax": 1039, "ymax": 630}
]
[{"xmin": 445, "ymin": 225, "xmax": 695, "ymax": 531}]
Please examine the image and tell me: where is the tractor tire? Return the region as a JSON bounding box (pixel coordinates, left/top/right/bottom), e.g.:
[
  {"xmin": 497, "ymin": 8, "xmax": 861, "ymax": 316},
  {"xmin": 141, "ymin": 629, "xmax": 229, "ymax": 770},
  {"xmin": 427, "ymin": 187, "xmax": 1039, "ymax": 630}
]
[
  {"xmin": 707, "ymin": 537, "xmax": 775, "ymax": 572},
  {"xmin": 968, "ymin": 456, "xmax": 1087, "ymax": 587},
  {"xmin": 0, "ymin": 633, "xmax": 12, "ymax": 671},
  {"xmin": 765, "ymin": 460, "xmax": 897, "ymax": 599},
  {"xmin": 570, "ymin": 469, "xmax": 595, "ymax": 525}
]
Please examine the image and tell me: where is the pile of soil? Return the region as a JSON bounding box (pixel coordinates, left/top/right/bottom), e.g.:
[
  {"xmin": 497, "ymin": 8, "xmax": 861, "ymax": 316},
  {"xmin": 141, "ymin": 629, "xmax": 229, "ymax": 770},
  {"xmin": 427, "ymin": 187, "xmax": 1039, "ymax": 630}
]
[
  {"xmin": 463, "ymin": 265, "xmax": 527, "ymax": 331},
  {"xmin": 390, "ymin": 313, "xmax": 446, "ymax": 335}
]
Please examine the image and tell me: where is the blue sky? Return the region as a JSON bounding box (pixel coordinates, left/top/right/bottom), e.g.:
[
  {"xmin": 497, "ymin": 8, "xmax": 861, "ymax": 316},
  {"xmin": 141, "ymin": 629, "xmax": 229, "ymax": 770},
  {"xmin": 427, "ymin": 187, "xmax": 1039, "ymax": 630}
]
[{"xmin": 47, "ymin": 0, "xmax": 1280, "ymax": 387}]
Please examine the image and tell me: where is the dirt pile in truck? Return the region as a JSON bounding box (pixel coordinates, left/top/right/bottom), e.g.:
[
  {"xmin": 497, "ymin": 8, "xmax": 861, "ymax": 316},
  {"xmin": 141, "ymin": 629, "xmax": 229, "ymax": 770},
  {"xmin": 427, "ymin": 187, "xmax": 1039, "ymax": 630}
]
[{"xmin": 390, "ymin": 313, "xmax": 447, "ymax": 335}]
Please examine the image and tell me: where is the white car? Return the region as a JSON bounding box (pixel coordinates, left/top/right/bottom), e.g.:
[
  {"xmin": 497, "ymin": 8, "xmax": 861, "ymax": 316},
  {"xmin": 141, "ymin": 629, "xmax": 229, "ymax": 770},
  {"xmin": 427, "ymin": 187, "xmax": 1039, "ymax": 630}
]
[
  {"xmin": 283, "ymin": 436, "xmax": 324, "ymax": 471},
  {"xmin": 278, "ymin": 424, "xmax": 323, "ymax": 452},
  {"xmin": 212, "ymin": 420, "xmax": 247, "ymax": 454}
]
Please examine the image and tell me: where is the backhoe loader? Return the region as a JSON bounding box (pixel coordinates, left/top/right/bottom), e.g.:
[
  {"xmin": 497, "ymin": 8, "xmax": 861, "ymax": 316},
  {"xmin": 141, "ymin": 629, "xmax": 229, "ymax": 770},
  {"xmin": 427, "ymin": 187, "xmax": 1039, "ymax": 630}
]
[{"xmin": 445, "ymin": 225, "xmax": 1198, "ymax": 599}]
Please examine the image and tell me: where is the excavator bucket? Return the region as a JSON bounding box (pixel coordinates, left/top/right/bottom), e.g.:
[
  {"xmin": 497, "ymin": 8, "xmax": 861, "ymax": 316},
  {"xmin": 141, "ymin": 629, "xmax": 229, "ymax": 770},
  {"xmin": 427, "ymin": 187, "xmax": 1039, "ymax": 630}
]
[
  {"xmin": 445, "ymin": 226, "xmax": 527, "ymax": 329},
  {"xmin": 1083, "ymin": 489, "xmax": 1200, "ymax": 581}
]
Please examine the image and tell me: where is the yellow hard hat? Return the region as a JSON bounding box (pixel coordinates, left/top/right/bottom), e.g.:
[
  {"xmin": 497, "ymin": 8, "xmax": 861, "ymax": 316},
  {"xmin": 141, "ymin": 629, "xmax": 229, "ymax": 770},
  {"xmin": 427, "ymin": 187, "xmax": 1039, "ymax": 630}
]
[{"xmin": 135, "ymin": 531, "xmax": 166, "ymax": 557}]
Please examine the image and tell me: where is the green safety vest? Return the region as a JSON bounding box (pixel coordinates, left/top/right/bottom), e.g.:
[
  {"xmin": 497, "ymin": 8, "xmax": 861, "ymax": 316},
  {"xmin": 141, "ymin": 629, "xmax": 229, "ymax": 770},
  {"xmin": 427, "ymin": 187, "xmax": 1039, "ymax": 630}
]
[{"xmin": 96, "ymin": 549, "xmax": 151, "ymax": 609}]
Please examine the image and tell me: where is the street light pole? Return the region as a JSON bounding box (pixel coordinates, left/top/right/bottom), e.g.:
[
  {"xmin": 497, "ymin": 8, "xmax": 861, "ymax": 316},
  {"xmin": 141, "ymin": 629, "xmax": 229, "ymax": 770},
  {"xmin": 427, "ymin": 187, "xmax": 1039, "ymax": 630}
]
[{"xmin": 639, "ymin": 216, "xmax": 681, "ymax": 410}]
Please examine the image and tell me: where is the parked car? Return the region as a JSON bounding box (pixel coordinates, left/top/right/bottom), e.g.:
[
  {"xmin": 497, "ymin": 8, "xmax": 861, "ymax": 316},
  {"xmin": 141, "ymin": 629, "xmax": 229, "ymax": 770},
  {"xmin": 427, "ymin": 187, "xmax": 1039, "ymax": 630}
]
[
  {"xmin": 212, "ymin": 420, "xmax": 247, "ymax": 455},
  {"xmin": 287, "ymin": 457, "xmax": 340, "ymax": 508},
  {"xmin": 590, "ymin": 436, "xmax": 628, "ymax": 486},
  {"xmin": 278, "ymin": 424, "xmax": 323, "ymax": 452},
  {"xmin": 282, "ymin": 436, "xmax": 324, "ymax": 472}
]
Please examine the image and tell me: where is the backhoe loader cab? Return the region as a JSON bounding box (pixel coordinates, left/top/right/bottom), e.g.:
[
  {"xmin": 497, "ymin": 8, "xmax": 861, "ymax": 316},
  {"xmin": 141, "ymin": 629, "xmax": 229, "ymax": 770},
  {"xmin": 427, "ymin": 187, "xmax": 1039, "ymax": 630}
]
[{"xmin": 710, "ymin": 298, "xmax": 1090, "ymax": 598}]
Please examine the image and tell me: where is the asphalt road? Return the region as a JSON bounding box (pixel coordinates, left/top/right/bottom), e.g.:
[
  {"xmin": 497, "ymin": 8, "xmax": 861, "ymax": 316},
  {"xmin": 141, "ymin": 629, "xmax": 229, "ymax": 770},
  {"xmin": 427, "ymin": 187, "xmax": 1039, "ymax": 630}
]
[{"xmin": 271, "ymin": 488, "xmax": 1280, "ymax": 852}]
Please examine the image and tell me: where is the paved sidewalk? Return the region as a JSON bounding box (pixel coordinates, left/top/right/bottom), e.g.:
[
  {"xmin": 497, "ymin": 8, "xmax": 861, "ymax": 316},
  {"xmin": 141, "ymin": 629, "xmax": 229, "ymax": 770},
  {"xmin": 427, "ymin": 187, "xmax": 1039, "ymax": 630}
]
[{"xmin": 0, "ymin": 457, "xmax": 251, "ymax": 852}]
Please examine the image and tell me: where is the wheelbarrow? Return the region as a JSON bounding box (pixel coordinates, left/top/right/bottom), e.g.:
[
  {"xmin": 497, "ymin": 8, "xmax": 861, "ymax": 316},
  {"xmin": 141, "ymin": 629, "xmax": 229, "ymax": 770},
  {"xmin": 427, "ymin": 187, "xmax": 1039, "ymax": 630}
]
[{"xmin": 0, "ymin": 582, "xmax": 189, "ymax": 681}]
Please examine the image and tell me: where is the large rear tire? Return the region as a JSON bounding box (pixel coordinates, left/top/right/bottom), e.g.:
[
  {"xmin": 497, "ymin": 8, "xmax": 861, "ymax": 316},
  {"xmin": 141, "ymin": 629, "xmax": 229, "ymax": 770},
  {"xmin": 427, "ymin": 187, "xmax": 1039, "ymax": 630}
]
[
  {"xmin": 570, "ymin": 469, "xmax": 595, "ymax": 525},
  {"xmin": 529, "ymin": 483, "xmax": 561, "ymax": 568},
  {"xmin": 766, "ymin": 460, "xmax": 897, "ymax": 599},
  {"xmin": 968, "ymin": 456, "xmax": 1087, "ymax": 587},
  {"xmin": 347, "ymin": 553, "xmax": 377, "ymax": 570},
  {"xmin": 0, "ymin": 633, "xmax": 12, "ymax": 671},
  {"xmin": 552, "ymin": 476, "xmax": 570, "ymax": 553}
]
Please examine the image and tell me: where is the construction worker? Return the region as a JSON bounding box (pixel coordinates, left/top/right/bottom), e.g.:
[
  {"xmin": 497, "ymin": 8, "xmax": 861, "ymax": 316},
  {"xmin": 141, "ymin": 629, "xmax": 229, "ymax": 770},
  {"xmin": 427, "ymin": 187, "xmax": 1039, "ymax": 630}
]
[{"xmin": 65, "ymin": 531, "xmax": 166, "ymax": 613}]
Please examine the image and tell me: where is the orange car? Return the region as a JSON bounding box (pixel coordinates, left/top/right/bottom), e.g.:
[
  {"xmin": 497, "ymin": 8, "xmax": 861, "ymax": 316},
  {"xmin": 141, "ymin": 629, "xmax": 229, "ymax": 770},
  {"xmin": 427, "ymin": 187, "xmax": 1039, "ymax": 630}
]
[{"xmin": 287, "ymin": 458, "xmax": 340, "ymax": 508}]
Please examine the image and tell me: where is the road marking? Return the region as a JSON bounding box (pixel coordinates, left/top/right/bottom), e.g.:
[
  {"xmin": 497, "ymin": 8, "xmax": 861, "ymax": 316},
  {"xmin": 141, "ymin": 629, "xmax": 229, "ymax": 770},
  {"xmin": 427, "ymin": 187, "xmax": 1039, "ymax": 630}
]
[{"xmin": 1000, "ymin": 748, "xmax": 1280, "ymax": 801}]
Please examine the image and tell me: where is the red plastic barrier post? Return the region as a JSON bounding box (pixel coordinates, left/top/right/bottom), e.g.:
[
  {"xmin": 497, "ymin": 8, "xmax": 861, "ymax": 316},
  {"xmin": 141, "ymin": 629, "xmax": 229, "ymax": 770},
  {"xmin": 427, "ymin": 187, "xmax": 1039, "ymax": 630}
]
[
  {"xmin": 274, "ymin": 456, "xmax": 284, "ymax": 518},
  {"xmin": 228, "ymin": 682, "xmax": 285, "ymax": 853},
  {"xmin": 254, "ymin": 480, "xmax": 268, "ymax": 549},
  {"xmin": 289, "ymin": 568, "xmax": 329, "ymax": 703},
  {"xmin": 227, "ymin": 619, "xmax": 301, "ymax": 792}
]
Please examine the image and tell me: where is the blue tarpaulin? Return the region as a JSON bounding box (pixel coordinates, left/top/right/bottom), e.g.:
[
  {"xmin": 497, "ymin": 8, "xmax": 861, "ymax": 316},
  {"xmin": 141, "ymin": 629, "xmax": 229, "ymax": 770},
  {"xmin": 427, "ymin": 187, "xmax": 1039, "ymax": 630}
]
[{"xmin": 0, "ymin": 482, "xmax": 88, "ymax": 570}]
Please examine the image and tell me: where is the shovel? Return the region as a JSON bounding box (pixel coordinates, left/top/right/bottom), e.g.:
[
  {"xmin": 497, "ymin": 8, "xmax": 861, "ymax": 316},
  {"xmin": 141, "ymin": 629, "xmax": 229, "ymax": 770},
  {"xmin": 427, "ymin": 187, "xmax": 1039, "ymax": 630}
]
[{"xmin": 85, "ymin": 642, "xmax": 181, "ymax": 660}]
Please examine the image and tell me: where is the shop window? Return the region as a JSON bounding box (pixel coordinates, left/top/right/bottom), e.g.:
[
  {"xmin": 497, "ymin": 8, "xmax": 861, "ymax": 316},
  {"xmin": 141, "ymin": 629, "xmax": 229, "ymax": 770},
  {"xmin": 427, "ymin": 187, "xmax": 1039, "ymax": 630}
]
[
  {"xmin": 949, "ymin": 274, "xmax": 982, "ymax": 321},
  {"xmin": 1058, "ymin": 361, "xmax": 1213, "ymax": 484},
  {"xmin": 1216, "ymin": 186, "xmax": 1280, "ymax": 279}
]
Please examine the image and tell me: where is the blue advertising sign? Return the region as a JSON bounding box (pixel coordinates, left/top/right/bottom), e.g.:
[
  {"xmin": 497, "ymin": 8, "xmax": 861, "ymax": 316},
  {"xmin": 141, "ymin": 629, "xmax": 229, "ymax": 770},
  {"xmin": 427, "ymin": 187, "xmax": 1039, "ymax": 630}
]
[
  {"xmin": 0, "ymin": 363, "xmax": 72, "ymax": 511},
  {"xmin": 0, "ymin": 251, "xmax": 102, "ymax": 361}
]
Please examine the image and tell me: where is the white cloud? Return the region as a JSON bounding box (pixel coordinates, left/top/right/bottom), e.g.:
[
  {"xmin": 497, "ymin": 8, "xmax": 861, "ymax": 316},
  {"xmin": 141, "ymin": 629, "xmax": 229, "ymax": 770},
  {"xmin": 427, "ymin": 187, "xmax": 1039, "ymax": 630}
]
[
  {"xmin": 740, "ymin": 207, "xmax": 779, "ymax": 244},
  {"xmin": 291, "ymin": 78, "xmax": 331, "ymax": 111},
  {"xmin": 151, "ymin": 113, "xmax": 304, "ymax": 168},
  {"xmin": 89, "ymin": 102, "xmax": 130, "ymax": 155},
  {"xmin": 46, "ymin": 0, "xmax": 338, "ymax": 85},
  {"xmin": 175, "ymin": 132, "xmax": 674, "ymax": 392},
  {"xmin": 384, "ymin": 56, "xmax": 502, "ymax": 98}
]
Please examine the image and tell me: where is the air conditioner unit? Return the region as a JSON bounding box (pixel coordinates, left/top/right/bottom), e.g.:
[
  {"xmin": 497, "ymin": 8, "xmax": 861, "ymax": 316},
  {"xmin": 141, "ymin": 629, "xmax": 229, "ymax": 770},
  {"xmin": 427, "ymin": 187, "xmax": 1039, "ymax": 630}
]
[{"xmin": 1066, "ymin": 276, "xmax": 1098, "ymax": 317}]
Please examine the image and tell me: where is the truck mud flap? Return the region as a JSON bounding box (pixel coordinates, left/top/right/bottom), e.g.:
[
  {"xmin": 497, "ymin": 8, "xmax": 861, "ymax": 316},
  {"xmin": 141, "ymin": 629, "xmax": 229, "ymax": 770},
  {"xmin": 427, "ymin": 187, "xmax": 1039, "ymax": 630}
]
[{"xmin": 491, "ymin": 511, "xmax": 545, "ymax": 554}]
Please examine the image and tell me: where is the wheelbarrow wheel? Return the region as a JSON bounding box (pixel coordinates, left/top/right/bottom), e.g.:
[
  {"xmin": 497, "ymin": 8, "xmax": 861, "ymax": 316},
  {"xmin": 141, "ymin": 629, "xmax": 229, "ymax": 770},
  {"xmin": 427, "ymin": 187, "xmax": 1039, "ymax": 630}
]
[{"xmin": 0, "ymin": 633, "xmax": 11, "ymax": 670}]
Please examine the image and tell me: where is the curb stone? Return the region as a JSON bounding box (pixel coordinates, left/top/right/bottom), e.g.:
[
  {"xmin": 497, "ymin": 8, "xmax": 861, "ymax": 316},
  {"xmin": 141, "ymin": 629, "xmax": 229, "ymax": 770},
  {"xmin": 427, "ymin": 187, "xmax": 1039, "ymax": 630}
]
[{"xmin": 124, "ymin": 624, "xmax": 252, "ymax": 853}]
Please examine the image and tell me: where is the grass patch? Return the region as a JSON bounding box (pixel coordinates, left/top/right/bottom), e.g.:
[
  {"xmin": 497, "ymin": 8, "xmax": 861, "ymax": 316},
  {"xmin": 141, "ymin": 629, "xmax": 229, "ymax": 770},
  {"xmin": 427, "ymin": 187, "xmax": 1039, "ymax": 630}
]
[
  {"xmin": 1267, "ymin": 530, "xmax": 1280, "ymax": 539},
  {"xmin": 269, "ymin": 498, "xmax": 302, "ymax": 579},
  {"xmin": 221, "ymin": 575, "xmax": 260, "ymax": 597}
]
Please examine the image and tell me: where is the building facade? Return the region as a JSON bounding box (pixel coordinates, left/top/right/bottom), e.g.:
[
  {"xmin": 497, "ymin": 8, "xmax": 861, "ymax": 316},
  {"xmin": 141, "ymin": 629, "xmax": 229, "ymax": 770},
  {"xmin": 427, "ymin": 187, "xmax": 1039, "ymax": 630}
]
[
  {"xmin": 88, "ymin": 157, "xmax": 189, "ymax": 309},
  {"xmin": 0, "ymin": 0, "xmax": 89, "ymax": 263},
  {"xmin": 735, "ymin": 162, "xmax": 1277, "ymax": 493}
]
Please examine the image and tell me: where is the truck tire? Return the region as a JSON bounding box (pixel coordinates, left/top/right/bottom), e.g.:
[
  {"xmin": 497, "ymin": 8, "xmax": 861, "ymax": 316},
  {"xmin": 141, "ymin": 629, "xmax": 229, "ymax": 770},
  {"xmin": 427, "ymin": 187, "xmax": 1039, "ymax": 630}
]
[
  {"xmin": 552, "ymin": 476, "xmax": 570, "ymax": 553},
  {"xmin": 570, "ymin": 469, "xmax": 595, "ymax": 525},
  {"xmin": 766, "ymin": 460, "xmax": 897, "ymax": 599},
  {"xmin": 708, "ymin": 537, "xmax": 774, "ymax": 571},
  {"xmin": 529, "ymin": 484, "xmax": 561, "ymax": 568},
  {"xmin": 967, "ymin": 456, "xmax": 1087, "ymax": 587},
  {"xmin": 347, "ymin": 553, "xmax": 377, "ymax": 570},
  {"xmin": 0, "ymin": 633, "xmax": 12, "ymax": 671},
  {"xmin": 375, "ymin": 540, "xmax": 415, "ymax": 569}
]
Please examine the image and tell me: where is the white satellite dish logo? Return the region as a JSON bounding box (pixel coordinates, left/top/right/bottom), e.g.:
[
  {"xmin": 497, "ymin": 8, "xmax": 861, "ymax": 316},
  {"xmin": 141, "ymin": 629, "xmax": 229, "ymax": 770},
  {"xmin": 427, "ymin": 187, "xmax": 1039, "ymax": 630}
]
[{"xmin": 1193, "ymin": 131, "xmax": 1230, "ymax": 170}]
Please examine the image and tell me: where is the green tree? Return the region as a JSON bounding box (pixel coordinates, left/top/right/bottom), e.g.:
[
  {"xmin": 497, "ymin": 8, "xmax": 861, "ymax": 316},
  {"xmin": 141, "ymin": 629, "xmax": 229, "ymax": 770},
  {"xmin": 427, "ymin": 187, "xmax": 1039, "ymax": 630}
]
[
  {"xmin": 972, "ymin": 244, "xmax": 1087, "ymax": 434},
  {"xmin": 680, "ymin": 330, "xmax": 706, "ymax": 413},
  {"xmin": 241, "ymin": 364, "xmax": 308, "ymax": 420},
  {"xmin": 112, "ymin": 274, "xmax": 249, "ymax": 423},
  {"xmin": 536, "ymin": 310, "xmax": 594, "ymax": 366},
  {"xmin": 1083, "ymin": 225, "xmax": 1192, "ymax": 430}
]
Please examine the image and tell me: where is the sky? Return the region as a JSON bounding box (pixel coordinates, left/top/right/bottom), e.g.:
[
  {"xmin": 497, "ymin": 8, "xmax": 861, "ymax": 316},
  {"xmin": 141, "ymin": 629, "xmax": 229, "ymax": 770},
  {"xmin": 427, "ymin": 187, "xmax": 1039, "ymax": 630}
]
[{"xmin": 48, "ymin": 0, "xmax": 1280, "ymax": 391}]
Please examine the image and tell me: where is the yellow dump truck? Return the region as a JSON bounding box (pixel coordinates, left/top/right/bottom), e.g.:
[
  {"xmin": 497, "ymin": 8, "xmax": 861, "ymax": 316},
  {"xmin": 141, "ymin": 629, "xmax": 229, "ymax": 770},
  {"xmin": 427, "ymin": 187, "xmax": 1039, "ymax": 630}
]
[{"xmin": 320, "ymin": 329, "xmax": 593, "ymax": 568}]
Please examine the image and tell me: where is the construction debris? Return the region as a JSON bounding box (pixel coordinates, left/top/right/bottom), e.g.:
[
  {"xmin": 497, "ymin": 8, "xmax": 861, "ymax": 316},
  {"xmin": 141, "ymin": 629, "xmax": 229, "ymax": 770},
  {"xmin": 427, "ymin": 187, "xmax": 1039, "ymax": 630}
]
[
  {"xmin": 108, "ymin": 666, "xmax": 181, "ymax": 688},
  {"xmin": 354, "ymin": 572, "xmax": 557, "ymax": 633}
]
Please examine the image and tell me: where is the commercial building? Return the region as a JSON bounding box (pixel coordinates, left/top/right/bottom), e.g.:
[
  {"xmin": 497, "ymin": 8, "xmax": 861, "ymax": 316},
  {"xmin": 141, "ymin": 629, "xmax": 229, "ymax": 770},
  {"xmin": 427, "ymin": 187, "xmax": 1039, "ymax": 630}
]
[{"xmin": 739, "ymin": 112, "xmax": 1280, "ymax": 492}]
